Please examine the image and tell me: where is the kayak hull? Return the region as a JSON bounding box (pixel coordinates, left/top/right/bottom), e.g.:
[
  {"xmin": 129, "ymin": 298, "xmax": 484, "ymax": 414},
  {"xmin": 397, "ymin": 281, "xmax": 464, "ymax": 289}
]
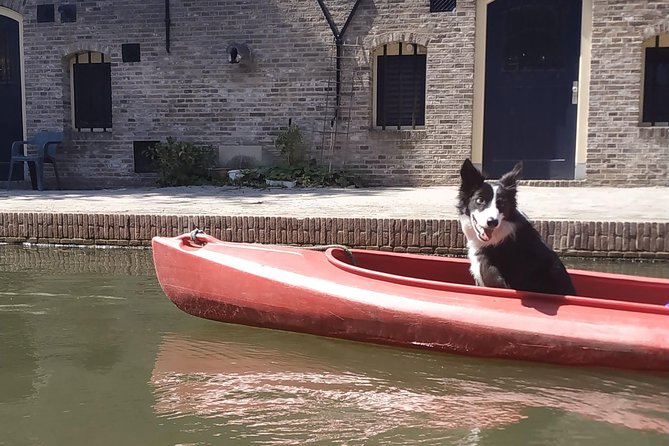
[{"xmin": 152, "ymin": 233, "xmax": 669, "ymax": 370}]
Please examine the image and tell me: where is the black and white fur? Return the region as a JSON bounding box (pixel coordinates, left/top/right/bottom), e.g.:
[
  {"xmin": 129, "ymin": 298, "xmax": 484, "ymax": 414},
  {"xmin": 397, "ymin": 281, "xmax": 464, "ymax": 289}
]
[{"xmin": 457, "ymin": 159, "xmax": 576, "ymax": 295}]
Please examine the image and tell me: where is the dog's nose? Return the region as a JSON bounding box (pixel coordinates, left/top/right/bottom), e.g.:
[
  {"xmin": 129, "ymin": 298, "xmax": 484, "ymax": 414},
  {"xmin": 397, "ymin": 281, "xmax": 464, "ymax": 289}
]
[{"xmin": 487, "ymin": 217, "xmax": 499, "ymax": 228}]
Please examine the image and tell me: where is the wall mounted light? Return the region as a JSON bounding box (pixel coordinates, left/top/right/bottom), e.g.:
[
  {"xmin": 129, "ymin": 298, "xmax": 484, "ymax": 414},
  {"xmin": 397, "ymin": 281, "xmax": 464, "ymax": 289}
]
[{"xmin": 226, "ymin": 43, "xmax": 252, "ymax": 65}]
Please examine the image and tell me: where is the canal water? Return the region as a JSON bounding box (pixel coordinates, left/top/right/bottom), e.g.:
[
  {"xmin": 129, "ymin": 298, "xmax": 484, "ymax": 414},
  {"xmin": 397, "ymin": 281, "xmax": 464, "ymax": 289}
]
[{"xmin": 0, "ymin": 244, "xmax": 667, "ymax": 446}]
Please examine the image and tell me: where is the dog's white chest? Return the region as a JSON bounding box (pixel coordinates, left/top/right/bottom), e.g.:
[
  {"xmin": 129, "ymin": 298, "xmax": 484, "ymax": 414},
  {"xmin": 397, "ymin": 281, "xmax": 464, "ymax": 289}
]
[{"xmin": 460, "ymin": 215, "xmax": 484, "ymax": 286}]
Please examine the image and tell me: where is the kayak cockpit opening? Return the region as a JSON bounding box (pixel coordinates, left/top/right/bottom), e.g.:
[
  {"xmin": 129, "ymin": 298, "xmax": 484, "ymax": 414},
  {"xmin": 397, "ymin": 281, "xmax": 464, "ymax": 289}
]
[
  {"xmin": 326, "ymin": 247, "xmax": 669, "ymax": 313},
  {"xmin": 326, "ymin": 247, "xmax": 474, "ymax": 286}
]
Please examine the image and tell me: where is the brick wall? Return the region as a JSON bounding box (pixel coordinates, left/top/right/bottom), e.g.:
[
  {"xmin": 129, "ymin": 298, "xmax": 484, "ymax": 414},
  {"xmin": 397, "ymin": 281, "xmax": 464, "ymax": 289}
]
[
  {"xmin": 1, "ymin": 0, "xmax": 667, "ymax": 188},
  {"xmin": 587, "ymin": 1, "xmax": 669, "ymax": 185},
  {"xmin": 0, "ymin": 212, "xmax": 667, "ymax": 259},
  {"xmin": 1, "ymin": 0, "xmax": 474, "ymax": 188}
]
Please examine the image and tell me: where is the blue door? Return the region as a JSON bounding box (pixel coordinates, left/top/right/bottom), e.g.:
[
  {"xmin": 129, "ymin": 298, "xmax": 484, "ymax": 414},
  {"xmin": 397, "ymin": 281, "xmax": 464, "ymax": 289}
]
[
  {"xmin": 0, "ymin": 14, "xmax": 23, "ymax": 181},
  {"xmin": 483, "ymin": 0, "xmax": 582, "ymax": 179}
]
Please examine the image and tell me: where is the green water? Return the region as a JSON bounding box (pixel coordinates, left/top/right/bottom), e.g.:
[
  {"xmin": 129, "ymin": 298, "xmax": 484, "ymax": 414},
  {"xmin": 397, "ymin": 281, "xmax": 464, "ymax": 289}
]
[{"xmin": 0, "ymin": 245, "xmax": 667, "ymax": 446}]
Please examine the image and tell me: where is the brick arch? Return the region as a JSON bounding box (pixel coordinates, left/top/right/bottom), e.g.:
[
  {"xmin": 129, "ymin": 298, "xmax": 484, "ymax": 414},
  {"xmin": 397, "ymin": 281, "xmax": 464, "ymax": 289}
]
[
  {"xmin": 0, "ymin": 1, "xmax": 26, "ymax": 15},
  {"xmin": 61, "ymin": 45, "xmax": 113, "ymax": 61},
  {"xmin": 361, "ymin": 32, "xmax": 430, "ymax": 66},
  {"xmin": 367, "ymin": 32, "xmax": 430, "ymax": 53},
  {"xmin": 642, "ymin": 18, "xmax": 669, "ymax": 40}
]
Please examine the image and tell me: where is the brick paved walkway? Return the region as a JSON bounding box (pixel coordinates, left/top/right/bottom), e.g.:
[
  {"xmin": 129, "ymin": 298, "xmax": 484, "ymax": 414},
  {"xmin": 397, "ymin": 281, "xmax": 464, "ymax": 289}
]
[
  {"xmin": 1, "ymin": 185, "xmax": 667, "ymax": 257},
  {"xmin": 1, "ymin": 185, "xmax": 667, "ymax": 222}
]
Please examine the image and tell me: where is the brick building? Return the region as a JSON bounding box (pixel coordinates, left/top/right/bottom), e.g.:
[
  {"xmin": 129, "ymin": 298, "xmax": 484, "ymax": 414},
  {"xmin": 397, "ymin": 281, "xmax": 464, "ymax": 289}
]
[{"xmin": 1, "ymin": 0, "xmax": 667, "ymax": 188}]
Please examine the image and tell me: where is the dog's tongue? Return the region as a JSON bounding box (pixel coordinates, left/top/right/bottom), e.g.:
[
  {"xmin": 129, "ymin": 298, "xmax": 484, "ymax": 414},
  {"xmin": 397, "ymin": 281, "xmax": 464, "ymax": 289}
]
[
  {"xmin": 476, "ymin": 225, "xmax": 493, "ymax": 241},
  {"xmin": 483, "ymin": 227, "xmax": 494, "ymax": 240},
  {"xmin": 471, "ymin": 215, "xmax": 495, "ymax": 242}
]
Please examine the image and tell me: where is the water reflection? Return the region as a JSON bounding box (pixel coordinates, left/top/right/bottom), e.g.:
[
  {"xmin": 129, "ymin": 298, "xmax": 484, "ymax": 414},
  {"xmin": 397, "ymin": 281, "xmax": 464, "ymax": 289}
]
[
  {"xmin": 1, "ymin": 244, "xmax": 668, "ymax": 446},
  {"xmin": 151, "ymin": 328, "xmax": 669, "ymax": 444},
  {"xmin": 0, "ymin": 312, "xmax": 39, "ymax": 403}
]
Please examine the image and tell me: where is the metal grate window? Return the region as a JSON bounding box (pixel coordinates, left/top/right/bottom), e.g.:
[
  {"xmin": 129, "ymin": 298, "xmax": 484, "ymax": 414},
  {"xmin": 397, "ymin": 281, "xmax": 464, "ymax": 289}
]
[
  {"xmin": 36, "ymin": 4, "xmax": 55, "ymax": 23},
  {"xmin": 133, "ymin": 141, "xmax": 159, "ymax": 173},
  {"xmin": 430, "ymin": 0, "xmax": 456, "ymax": 13},
  {"xmin": 59, "ymin": 4, "xmax": 77, "ymax": 23},
  {"xmin": 122, "ymin": 43, "xmax": 141, "ymax": 63},
  {"xmin": 72, "ymin": 52, "xmax": 112, "ymax": 131},
  {"xmin": 642, "ymin": 40, "xmax": 669, "ymax": 126},
  {"xmin": 376, "ymin": 43, "xmax": 426, "ymax": 129}
]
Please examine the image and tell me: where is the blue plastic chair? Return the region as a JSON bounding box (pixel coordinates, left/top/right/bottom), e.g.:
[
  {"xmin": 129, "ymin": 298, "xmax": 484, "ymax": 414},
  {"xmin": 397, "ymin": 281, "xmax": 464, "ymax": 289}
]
[{"xmin": 7, "ymin": 131, "xmax": 64, "ymax": 191}]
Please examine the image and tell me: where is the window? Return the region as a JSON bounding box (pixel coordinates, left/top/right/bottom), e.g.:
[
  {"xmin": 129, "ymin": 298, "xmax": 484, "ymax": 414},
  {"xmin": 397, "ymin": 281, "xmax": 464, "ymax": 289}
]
[
  {"xmin": 430, "ymin": 0, "xmax": 456, "ymax": 13},
  {"xmin": 642, "ymin": 34, "xmax": 669, "ymax": 126},
  {"xmin": 122, "ymin": 43, "xmax": 141, "ymax": 63},
  {"xmin": 374, "ymin": 42, "xmax": 427, "ymax": 129},
  {"xmin": 58, "ymin": 4, "xmax": 77, "ymax": 23},
  {"xmin": 70, "ymin": 51, "xmax": 112, "ymax": 131},
  {"xmin": 36, "ymin": 4, "xmax": 55, "ymax": 23},
  {"xmin": 133, "ymin": 141, "xmax": 158, "ymax": 173}
]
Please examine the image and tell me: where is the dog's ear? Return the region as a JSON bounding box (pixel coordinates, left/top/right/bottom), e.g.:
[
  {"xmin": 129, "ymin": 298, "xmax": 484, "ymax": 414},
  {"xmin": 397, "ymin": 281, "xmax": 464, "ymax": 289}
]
[
  {"xmin": 499, "ymin": 161, "xmax": 523, "ymax": 188},
  {"xmin": 460, "ymin": 159, "xmax": 484, "ymax": 190}
]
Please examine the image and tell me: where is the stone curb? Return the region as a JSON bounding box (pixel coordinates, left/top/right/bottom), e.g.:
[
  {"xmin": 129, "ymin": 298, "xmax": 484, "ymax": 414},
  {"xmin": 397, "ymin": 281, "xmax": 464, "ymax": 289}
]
[{"xmin": 1, "ymin": 212, "xmax": 667, "ymax": 260}]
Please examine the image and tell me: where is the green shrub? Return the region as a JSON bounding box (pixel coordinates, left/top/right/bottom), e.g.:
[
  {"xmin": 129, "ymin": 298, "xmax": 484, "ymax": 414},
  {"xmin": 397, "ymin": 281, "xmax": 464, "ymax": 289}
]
[
  {"xmin": 220, "ymin": 164, "xmax": 363, "ymax": 188},
  {"xmin": 275, "ymin": 123, "xmax": 308, "ymax": 166},
  {"xmin": 145, "ymin": 137, "xmax": 217, "ymax": 186},
  {"xmin": 233, "ymin": 169, "xmax": 267, "ymax": 188},
  {"xmin": 263, "ymin": 163, "xmax": 363, "ymax": 188}
]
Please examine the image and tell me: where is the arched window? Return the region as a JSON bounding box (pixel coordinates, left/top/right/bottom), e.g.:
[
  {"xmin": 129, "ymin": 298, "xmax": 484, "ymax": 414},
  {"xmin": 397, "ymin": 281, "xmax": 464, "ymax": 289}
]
[
  {"xmin": 69, "ymin": 51, "xmax": 112, "ymax": 131},
  {"xmin": 373, "ymin": 42, "xmax": 427, "ymax": 130},
  {"xmin": 641, "ymin": 33, "xmax": 669, "ymax": 126}
]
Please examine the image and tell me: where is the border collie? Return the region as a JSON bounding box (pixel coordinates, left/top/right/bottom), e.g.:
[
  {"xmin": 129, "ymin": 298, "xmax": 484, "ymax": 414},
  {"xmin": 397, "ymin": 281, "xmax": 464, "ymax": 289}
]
[{"xmin": 457, "ymin": 159, "xmax": 576, "ymax": 295}]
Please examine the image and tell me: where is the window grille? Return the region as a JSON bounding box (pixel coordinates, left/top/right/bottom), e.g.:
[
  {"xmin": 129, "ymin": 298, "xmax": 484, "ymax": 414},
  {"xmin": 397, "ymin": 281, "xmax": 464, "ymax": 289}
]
[
  {"xmin": 642, "ymin": 41, "xmax": 669, "ymax": 125},
  {"xmin": 72, "ymin": 52, "xmax": 112, "ymax": 131},
  {"xmin": 36, "ymin": 4, "xmax": 55, "ymax": 23},
  {"xmin": 59, "ymin": 4, "xmax": 77, "ymax": 23},
  {"xmin": 430, "ymin": 0, "xmax": 456, "ymax": 13},
  {"xmin": 122, "ymin": 44, "xmax": 141, "ymax": 63},
  {"xmin": 376, "ymin": 43, "xmax": 426, "ymax": 129}
]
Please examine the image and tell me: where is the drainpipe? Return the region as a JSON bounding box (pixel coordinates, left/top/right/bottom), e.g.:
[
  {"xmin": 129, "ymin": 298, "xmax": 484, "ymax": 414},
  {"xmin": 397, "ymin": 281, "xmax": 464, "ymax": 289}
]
[
  {"xmin": 165, "ymin": 0, "xmax": 171, "ymax": 53},
  {"xmin": 334, "ymin": 36, "xmax": 342, "ymax": 111},
  {"xmin": 316, "ymin": 0, "xmax": 362, "ymax": 116}
]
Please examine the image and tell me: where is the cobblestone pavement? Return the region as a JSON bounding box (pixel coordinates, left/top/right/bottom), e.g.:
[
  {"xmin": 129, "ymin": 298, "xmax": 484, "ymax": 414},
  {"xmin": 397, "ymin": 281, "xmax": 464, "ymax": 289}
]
[{"xmin": 1, "ymin": 185, "xmax": 668, "ymax": 222}]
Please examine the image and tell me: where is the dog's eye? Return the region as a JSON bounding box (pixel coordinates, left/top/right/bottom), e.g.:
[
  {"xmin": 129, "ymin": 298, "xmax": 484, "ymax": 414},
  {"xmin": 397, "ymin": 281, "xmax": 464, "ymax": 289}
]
[{"xmin": 475, "ymin": 197, "xmax": 486, "ymax": 205}]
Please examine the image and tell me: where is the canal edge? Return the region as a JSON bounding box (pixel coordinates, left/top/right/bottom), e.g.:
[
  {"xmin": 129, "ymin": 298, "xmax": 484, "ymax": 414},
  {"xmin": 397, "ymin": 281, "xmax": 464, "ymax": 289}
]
[{"xmin": 0, "ymin": 212, "xmax": 667, "ymax": 260}]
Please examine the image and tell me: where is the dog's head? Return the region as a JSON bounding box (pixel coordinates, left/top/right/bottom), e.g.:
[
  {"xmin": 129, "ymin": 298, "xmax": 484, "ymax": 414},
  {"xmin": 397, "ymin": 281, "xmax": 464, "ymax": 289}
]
[{"xmin": 457, "ymin": 159, "xmax": 522, "ymax": 245}]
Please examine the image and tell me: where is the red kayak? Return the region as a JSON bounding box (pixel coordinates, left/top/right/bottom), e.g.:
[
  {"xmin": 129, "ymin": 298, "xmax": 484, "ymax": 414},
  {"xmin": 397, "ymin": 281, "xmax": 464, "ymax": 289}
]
[{"xmin": 151, "ymin": 232, "xmax": 669, "ymax": 371}]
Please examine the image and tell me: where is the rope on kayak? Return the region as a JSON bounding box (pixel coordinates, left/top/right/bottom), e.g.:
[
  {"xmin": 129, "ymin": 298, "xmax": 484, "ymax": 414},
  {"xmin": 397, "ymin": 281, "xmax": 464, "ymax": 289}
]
[
  {"xmin": 302, "ymin": 244, "xmax": 357, "ymax": 266},
  {"xmin": 190, "ymin": 228, "xmax": 205, "ymax": 244}
]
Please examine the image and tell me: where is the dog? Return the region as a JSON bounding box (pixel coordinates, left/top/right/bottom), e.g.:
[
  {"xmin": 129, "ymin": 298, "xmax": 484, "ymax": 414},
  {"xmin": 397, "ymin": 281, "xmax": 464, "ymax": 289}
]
[{"xmin": 457, "ymin": 159, "xmax": 576, "ymax": 295}]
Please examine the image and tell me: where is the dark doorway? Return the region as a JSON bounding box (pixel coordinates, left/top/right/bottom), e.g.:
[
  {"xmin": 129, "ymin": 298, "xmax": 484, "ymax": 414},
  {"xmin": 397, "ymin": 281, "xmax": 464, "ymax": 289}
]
[
  {"xmin": 0, "ymin": 14, "xmax": 23, "ymax": 181},
  {"xmin": 483, "ymin": 0, "xmax": 582, "ymax": 179}
]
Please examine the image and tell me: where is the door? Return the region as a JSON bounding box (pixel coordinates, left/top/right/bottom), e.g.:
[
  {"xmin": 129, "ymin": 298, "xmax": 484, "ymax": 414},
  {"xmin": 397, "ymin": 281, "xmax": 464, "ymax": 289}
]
[
  {"xmin": 0, "ymin": 14, "xmax": 23, "ymax": 181},
  {"xmin": 483, "ymin": 0, "xmax": 582, "ymax": 179}
]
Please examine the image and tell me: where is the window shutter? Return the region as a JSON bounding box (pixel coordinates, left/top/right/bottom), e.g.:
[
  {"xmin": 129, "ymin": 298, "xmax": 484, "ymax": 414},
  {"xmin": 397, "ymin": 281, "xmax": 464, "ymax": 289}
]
[
  {"xmin": 377, "ymin": 54, "xmax": 426, "ymax": 128},
  {"xmin": 73, "ymin": 62, "xmax": 112, "ymax": 130},
  {"xmin": 643, "ymin": 47, "xmax": 669, "ymax": 124}
]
